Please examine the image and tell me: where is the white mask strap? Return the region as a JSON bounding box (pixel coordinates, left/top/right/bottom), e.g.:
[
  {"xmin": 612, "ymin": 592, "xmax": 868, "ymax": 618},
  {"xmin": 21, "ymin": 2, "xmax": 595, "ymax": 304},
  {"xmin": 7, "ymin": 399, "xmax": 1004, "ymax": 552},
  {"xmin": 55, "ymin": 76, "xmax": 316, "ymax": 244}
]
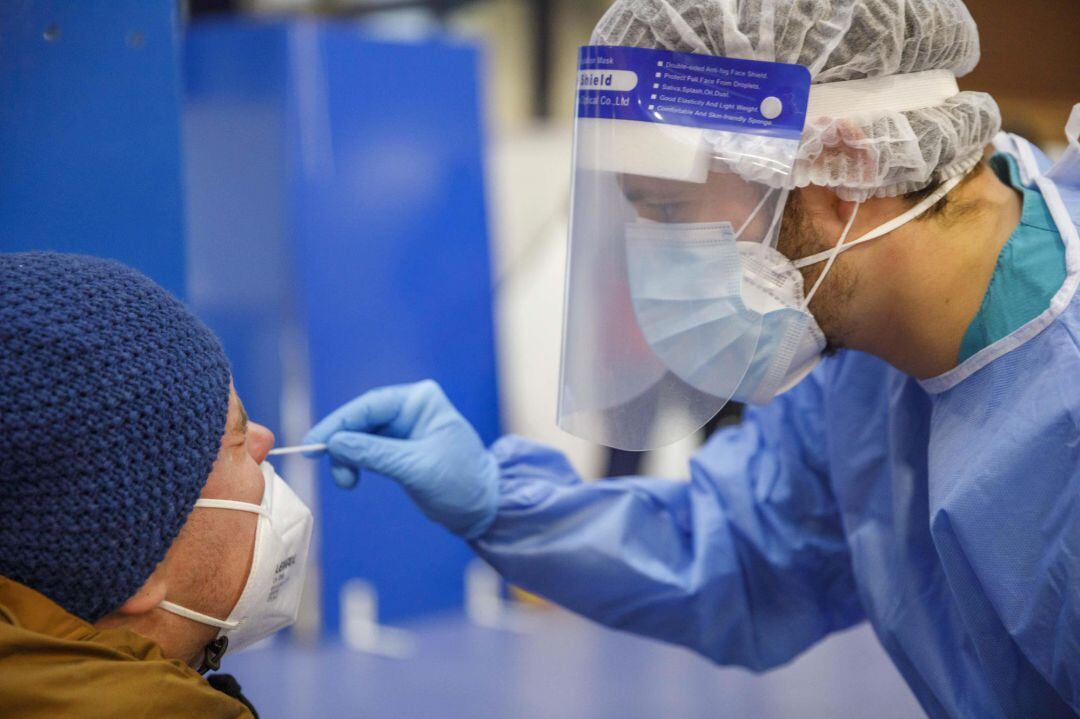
[
  {"xmin": 194, "ymin": 498, "xmax": 270, "ymax": 517},
  {"xmin": 155, "ymin": 495, "xmax": 269, "ymax": 629},
  {"xmin": 804, "ymin": 203, "xmax": 860, "ymax": 307},
  {"xmin": 159, "ymin": 600, "xmax": 241, "ymax": 630},
  {"xmin": 793, "ymin": 172, "xmax": 965, "ymax": 271},
  {"xmin": 734, "ymin": 188, "xmax": 777, "ymax": 240}
]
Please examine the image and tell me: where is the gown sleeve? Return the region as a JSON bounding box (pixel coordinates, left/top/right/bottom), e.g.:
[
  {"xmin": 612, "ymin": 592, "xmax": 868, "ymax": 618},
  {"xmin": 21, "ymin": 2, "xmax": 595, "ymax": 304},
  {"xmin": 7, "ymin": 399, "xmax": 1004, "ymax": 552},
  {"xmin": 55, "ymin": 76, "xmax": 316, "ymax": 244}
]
[{"xmin": 472, "ymin": 368, "xmax": 864, "ymax": 670}]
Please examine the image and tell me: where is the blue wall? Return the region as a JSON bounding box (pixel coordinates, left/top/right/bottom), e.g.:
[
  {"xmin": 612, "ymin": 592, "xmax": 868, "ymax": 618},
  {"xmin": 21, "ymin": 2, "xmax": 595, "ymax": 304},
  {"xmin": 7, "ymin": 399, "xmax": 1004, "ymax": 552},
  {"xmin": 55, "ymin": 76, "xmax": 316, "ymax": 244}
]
[
  {"xmin": 0, "ymin": 0, "xmax": 188, "ymax": 298},
  {"xmin": 2, "ymin": 3, "xmax": 501, "ymax": 632},
  {"xmin": 184, "ymin": 20, "xmax": 501, "ymax": 630},
  {"xmin": 184, "ymin": 22, "xmax": 292, "ymax": 441},
  {"xmin": 302, "ymin": 28, "xmax": 501, "ymax": 629}
]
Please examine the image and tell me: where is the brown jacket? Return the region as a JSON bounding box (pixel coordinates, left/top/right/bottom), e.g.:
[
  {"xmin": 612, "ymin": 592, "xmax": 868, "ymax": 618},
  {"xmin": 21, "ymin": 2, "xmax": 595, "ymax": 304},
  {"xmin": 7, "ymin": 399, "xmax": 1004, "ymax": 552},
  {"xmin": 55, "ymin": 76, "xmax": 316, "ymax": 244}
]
[{"xmin": 0, "ymin": 576, "xmax": 253, "ymax": 718}]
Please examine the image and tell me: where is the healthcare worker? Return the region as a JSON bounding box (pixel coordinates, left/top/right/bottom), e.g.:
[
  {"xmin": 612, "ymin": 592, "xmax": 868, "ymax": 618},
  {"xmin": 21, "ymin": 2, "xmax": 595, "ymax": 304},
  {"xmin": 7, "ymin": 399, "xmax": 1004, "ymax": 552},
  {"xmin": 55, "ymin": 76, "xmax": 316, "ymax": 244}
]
[{"xmin": 304, "ymin": 1, "xmax": 1080, "ymax": 716}]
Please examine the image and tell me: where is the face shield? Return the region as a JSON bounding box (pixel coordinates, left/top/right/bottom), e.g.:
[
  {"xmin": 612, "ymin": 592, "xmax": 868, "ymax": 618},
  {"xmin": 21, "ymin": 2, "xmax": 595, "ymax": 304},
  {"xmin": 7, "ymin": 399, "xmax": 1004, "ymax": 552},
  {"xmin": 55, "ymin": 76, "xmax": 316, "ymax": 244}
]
[{"xmin": 557, "ymin": 46, "xmax": 811, "ymax": 450}]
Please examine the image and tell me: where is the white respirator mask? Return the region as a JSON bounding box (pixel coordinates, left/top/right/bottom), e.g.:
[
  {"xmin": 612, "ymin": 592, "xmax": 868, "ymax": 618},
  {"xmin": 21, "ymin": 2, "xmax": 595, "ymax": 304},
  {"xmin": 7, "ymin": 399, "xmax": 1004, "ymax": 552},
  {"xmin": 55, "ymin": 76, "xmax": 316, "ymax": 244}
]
[{"xmin": 159, "ymin": 461, "xmax": 313, "ymax": 670}]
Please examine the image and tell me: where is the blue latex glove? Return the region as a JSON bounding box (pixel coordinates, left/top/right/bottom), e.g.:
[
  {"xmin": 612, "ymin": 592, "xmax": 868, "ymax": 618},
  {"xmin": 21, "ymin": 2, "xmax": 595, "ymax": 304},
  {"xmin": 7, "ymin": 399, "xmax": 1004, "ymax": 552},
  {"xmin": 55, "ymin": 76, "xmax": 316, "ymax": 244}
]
[{"xmin": 303, "ymin": 380, "xmax": 499, "ymax": 539}]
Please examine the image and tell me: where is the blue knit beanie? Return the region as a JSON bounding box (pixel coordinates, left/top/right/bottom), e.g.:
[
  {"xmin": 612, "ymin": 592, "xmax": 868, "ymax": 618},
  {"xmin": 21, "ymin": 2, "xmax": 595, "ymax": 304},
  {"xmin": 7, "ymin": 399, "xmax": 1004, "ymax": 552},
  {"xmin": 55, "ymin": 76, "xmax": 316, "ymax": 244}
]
[{"xmin": 0, "ymin": 252, "xmax": 231, "ymax": 622}]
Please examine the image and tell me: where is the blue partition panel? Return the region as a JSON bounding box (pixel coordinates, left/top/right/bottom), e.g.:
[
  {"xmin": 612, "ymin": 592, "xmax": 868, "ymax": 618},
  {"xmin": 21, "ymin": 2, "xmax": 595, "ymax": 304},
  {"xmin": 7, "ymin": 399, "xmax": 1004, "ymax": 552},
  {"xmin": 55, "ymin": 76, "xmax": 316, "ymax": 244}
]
[
  {"xmin": 291, "ymin": 26, "xmax": 501, "ymax": 630},
  {"xmin": 183, "ymin": 23, "xmax": 291, "ymax": 439},
  {"xmin": 184, "ymin": 21, "xmax": 500, "ymax": 630},
  {"xmin": 0, "ymin": 0, "xmax": 187, "ymax": 298}
]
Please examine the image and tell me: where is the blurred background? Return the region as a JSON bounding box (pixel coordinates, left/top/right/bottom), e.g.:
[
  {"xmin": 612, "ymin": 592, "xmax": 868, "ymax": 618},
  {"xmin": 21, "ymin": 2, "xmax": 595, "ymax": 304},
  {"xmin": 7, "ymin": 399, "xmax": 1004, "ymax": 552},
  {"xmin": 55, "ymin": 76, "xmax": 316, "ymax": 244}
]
[{"xmin": 1, "ymin": 1, "xmax": 1076, "ymax": 717}]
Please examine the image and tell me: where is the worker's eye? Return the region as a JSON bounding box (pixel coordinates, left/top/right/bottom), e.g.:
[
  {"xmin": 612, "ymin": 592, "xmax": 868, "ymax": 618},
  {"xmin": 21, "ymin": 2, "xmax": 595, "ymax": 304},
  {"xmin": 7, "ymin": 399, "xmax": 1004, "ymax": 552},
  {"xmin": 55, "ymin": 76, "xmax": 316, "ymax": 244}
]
[{"xmin": 641, "ymin": 201, "xmax": 692, "ymax": 223}]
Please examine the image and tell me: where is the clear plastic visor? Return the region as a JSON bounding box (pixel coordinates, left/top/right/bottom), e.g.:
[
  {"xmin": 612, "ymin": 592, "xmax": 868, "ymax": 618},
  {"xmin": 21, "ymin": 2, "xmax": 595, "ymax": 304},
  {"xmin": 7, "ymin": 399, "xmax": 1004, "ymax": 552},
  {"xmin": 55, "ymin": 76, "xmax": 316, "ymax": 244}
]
[{"xmin": 557, "ymin": 118, "xmax": 790, "ymax": 450}]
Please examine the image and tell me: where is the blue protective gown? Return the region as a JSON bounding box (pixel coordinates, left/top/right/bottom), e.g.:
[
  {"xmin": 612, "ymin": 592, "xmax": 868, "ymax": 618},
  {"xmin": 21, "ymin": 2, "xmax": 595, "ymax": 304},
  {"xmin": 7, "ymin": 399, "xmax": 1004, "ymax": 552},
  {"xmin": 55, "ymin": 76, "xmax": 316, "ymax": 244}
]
[
  {"xmin": 473, "ymin": 129, "xmax": 1080, "ymax": 719},
  {"xmin": 959, "ymin": 153, "xmax": 1067, "ymax": 361}
]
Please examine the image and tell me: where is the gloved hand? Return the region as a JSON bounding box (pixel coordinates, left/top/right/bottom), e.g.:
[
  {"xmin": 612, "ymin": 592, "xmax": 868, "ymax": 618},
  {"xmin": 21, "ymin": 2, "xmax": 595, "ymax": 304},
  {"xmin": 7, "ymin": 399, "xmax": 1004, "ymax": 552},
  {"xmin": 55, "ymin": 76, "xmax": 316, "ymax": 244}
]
[{"xmin": 303, "ymin": 380, "xmax": 499, "ymax": 539}]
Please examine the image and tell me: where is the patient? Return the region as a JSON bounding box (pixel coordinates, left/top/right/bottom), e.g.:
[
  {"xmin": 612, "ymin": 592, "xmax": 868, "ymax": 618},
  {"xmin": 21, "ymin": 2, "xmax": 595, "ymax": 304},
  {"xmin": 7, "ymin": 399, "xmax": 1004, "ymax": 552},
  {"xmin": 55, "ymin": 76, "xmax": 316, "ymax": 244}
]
[{"xmin": 0, "ymin": 252, "xmax": 312, "ymax": 719}]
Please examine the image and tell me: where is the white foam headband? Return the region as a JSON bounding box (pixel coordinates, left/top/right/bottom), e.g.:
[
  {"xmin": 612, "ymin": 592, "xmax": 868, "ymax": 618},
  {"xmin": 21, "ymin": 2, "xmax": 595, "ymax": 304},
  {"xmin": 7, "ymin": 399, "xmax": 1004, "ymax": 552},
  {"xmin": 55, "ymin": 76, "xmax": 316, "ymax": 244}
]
[
  {"xmin": 806, "ymin": 69, "xmax": 960, "ymax": 121},
  {"xmin": 576, "ymin": 69, "xmax": 961, "ymax": 183}
]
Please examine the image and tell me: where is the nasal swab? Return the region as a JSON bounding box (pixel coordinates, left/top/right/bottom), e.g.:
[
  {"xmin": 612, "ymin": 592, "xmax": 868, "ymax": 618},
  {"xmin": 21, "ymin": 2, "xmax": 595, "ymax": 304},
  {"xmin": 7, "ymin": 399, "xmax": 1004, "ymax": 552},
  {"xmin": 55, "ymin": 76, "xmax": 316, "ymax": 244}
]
[{"xmin": 267, "ymin": 443, "xmax": 328, "ymax": 457}]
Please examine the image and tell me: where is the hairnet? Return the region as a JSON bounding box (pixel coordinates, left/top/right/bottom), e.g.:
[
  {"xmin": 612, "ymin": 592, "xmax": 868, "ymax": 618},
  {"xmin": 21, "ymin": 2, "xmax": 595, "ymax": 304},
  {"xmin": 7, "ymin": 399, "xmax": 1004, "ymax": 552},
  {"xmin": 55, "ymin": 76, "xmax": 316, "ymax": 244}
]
[{"xmin": 592, "ymin": 0, "xmax": 1002, "ymax": 200}]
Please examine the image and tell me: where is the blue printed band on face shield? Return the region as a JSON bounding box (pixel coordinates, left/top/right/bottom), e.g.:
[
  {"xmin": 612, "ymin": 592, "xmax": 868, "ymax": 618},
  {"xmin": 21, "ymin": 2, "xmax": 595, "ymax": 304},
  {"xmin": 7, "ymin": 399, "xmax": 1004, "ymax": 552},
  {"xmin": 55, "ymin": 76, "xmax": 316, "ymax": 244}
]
[{"xmin": 577, "ymin": 45, "xmax": 811, "ymax": 140}]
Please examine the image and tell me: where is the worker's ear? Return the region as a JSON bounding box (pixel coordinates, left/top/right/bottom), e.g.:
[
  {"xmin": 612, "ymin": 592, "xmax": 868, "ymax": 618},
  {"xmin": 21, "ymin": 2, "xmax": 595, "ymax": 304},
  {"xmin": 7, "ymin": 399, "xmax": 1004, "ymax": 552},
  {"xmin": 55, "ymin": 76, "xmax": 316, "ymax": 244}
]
[
  {"xmin": 794, "ymin": 119, "xmax": 874, "ymax": 232},
  {"xmin": 113, "ymin": 568, "xmax": 168, "ymax": 617},
  {"xmin": 789, "ymin": 184, "xmax": 858, "ymax": 237}
]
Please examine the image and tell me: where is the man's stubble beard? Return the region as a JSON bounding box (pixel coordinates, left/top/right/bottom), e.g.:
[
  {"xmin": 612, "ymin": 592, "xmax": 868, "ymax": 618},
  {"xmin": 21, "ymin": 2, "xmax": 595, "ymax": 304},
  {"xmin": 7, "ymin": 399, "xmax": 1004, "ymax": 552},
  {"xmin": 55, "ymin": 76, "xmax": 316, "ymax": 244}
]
[{"xmin": 776, "ymin": 190, "xmax": 858, "ymax": 354}]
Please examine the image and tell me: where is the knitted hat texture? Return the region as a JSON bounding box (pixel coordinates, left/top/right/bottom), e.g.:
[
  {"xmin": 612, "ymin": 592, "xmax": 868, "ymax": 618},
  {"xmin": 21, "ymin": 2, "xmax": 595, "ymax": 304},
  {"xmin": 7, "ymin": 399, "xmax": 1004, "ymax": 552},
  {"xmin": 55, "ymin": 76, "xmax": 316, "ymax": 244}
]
[{"xmin": 0, "ymin": 252, "xmax": 231, "ymax": 621}]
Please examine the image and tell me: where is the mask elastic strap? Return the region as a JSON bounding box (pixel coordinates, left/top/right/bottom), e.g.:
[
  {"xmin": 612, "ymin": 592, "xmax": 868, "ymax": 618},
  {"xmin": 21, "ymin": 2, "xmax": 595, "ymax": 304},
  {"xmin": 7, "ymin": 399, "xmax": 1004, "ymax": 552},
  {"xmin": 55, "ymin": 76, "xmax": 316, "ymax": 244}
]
[
  {"xmin": 195, "ymin": 498, "xmax": 269, "ymax": 517},
  {"xmin": 156, "ymin": 498, "xmax": 267, "ymax": 631},
  {"xmin": 734, "ymin": 188, "xmax": 777, "ymax": 240},
  {"xmin": 764, "ymin": 189, "xmax": 791, "ymax": 245},
  {"xmin": 804, "ymin": 203, "xmax": 860, "ymax": 307},
  {"xmin": 159, "ymin": 600, "xmax": 241, "ymax": 630},
  {"xmin": 793, "ymin": 173, "xmax": 966, "ymax": 271}
]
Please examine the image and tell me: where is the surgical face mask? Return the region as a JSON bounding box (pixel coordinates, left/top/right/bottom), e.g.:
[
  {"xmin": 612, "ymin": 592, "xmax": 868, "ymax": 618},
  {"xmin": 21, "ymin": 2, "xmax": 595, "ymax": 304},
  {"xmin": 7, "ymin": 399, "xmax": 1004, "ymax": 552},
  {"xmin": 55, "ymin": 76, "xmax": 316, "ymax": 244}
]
[
  {"xmin": 625, "ymin": 172, "xmax": 965, "ymax": 406},
  {"xmin": 158, "ymin": 461, "xmax": 314, "ymax": 669},
  {"xmin": 625, "ymin": 221, "xmax": 763, "ymax": 399}
]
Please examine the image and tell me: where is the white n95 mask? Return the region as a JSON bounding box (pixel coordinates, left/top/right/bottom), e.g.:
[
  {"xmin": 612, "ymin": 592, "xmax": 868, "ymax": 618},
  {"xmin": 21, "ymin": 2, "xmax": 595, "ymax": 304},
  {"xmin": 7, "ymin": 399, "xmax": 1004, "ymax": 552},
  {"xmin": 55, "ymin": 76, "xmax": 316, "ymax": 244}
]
[
  {"xmin": 732, "ymin": 240, "xmax": 826, "ymax": 405},
  {"xmin": 159, "ymin": 461, "xmax": 313, "ymax": 667}
]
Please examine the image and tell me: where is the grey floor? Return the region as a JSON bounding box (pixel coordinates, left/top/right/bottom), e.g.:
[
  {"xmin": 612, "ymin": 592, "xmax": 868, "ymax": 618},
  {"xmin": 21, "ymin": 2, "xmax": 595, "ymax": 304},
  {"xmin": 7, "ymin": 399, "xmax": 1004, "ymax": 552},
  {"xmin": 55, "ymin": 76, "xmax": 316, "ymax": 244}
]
[{"xmin": 224, "ymin": 610, "xmax": 926, "ymax": 719}]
